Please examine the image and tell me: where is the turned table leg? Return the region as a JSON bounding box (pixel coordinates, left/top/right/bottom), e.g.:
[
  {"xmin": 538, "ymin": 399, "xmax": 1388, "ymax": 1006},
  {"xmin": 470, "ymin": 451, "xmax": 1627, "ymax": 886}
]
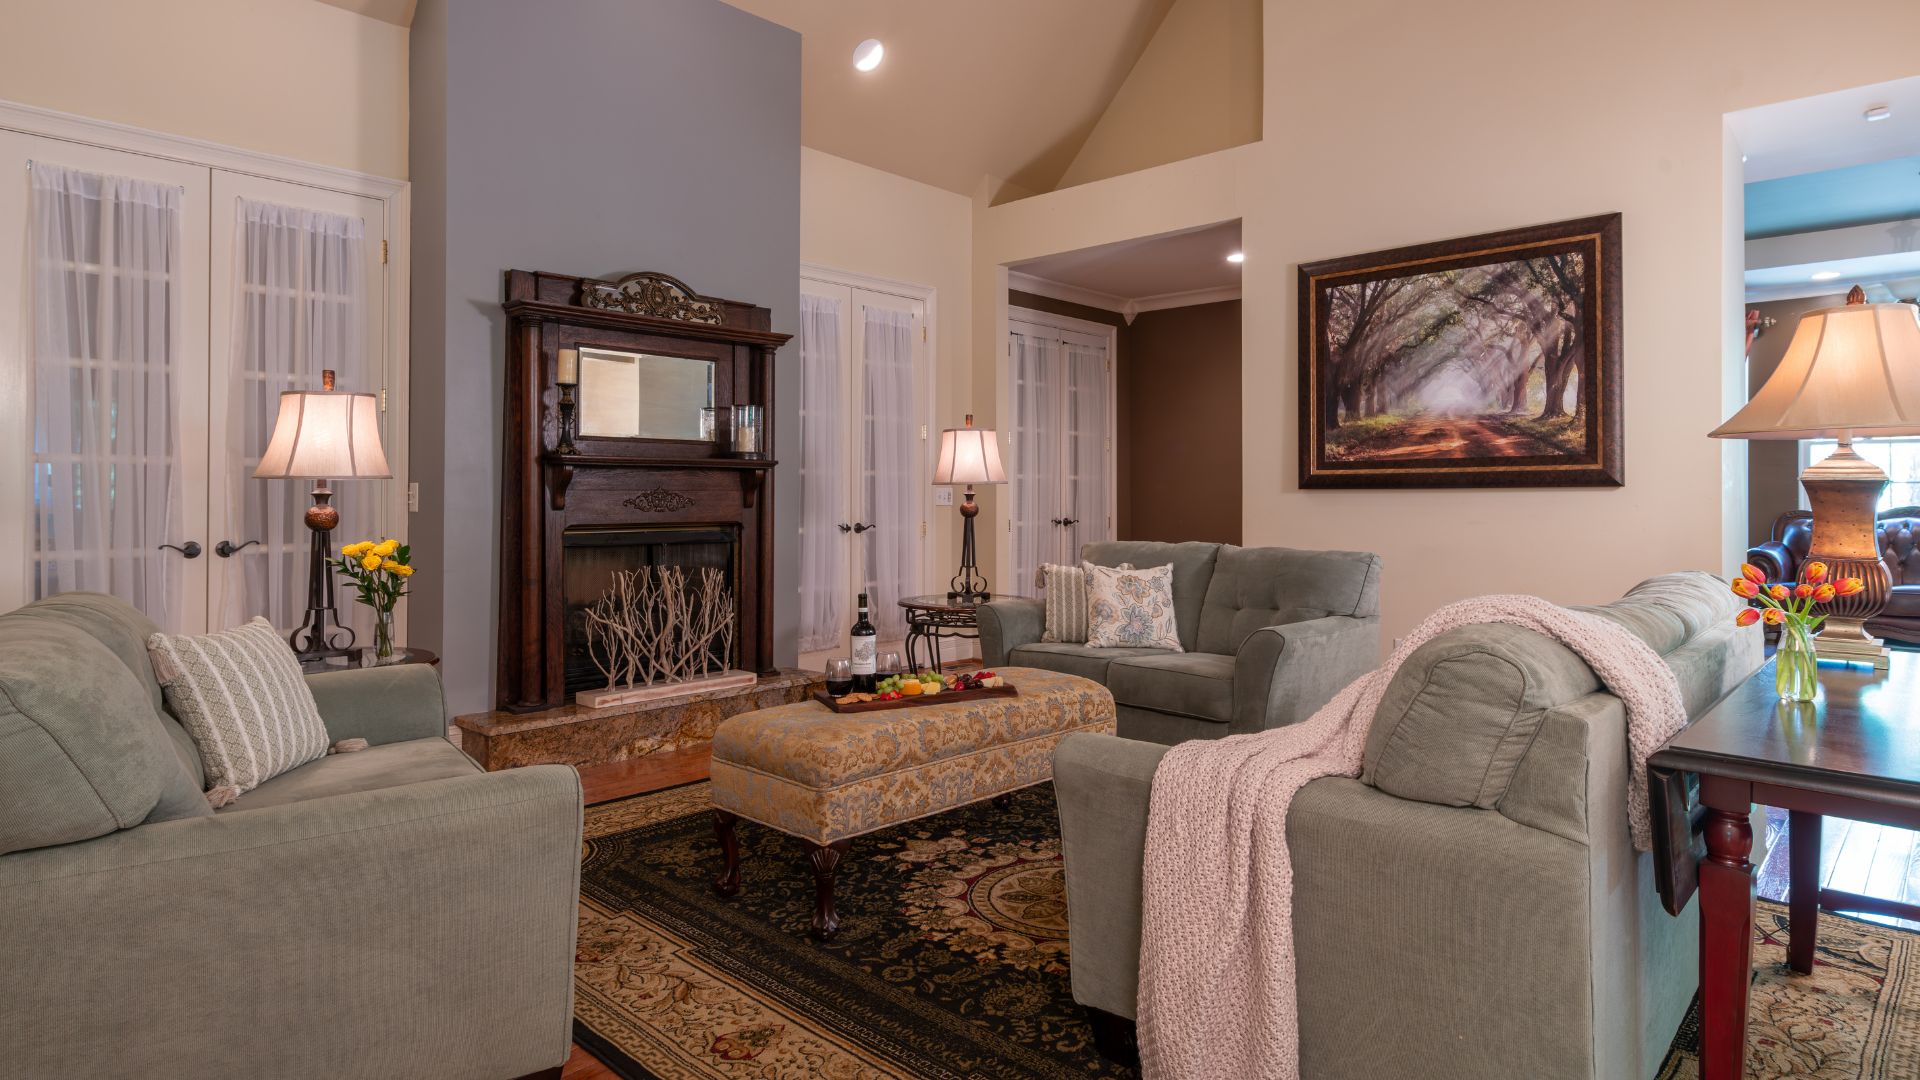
[
  {"xmin": 806, "ymin": 838, "xmax": 851, "ymax": 940},
  {"xmin": 1788, "ymin": 809, "xmax": 1821, "ymax": 975},
  {"xmin": 1699, "ymin": 777, "xmax": 1756, "ymax": 1080},
  {"xmin": 712, "ymin": 809, "xmax": 742, "ymax": 897}
]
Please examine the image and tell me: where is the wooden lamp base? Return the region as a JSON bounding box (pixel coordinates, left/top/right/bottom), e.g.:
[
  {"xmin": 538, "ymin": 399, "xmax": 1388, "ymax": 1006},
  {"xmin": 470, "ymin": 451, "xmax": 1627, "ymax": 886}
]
[{"xmin": 1801, "ymin": 438, "xmax": 1891, "ymax": 670}]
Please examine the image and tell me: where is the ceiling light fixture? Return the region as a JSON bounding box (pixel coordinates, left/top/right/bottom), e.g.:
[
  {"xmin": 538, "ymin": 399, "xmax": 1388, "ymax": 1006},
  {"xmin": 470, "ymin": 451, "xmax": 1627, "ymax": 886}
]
[
  {"xmin": 1865, "ymin": 105, "xmax": 1892, "ymax": 123},
  {"xmin": 1226, "ymin": 251, "xmax": 1245, "ymax": 264},
  {"xmin": 1812, "ymin": 270, "xmax": 1843, "ymax": 281},
  {"xmin": 853, "ymin": 39, "xmax": 884, "ymax": 72}
]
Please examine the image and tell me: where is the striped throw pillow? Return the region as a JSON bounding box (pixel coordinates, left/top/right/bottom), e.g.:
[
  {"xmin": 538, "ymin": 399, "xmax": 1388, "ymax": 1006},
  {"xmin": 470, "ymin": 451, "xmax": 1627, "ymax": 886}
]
[
  {"xmin": 1040, "ymin": 563, "xmax": 1090, "ymax": 643},
  {"xmin": 148, "ymin": 618, "xmax": 329, "ymax": 798}
]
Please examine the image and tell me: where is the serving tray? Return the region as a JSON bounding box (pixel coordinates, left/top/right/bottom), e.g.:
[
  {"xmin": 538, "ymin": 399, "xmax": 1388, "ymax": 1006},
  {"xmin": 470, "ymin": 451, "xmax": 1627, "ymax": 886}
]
[{"xmin": 812, "ymin": 684, "xmax": 1019, "ymax": 713}]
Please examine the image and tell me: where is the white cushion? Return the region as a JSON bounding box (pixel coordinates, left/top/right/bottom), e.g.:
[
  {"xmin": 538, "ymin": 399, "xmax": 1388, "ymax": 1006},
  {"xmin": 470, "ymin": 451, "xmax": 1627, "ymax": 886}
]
[{"xmin": 148, "ymin": 618, "xmax": 329, "ymax": 797}]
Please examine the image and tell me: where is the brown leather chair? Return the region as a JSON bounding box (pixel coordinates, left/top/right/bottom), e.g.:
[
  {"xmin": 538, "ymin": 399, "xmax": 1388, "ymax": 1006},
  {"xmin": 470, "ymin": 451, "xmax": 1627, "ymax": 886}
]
[{"xmin": 1748, "ymin": 506, "xmax": 1920, "ymax": 645}]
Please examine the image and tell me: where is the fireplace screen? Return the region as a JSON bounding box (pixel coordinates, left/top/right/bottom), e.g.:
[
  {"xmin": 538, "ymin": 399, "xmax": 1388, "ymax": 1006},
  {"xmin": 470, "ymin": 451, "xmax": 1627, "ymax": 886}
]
[{"xmin": 562, "ymin": 525, "xmax": 739, "ymax": 694}]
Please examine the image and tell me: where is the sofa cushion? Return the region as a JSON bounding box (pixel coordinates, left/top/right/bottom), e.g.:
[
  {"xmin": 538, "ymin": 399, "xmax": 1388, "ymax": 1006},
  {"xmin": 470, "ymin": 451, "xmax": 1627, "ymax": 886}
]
[
  {"xmin": 219, "ymin": 737, "xmax": 478, "ymax": 813},
  {"xmin": 1086, "ymin": 563, "xmax": 1183, "ymax": 650},
  {"xmin": 1082, "ymin": 541, "xmax": 1220, "ymax": 652},
  {"xmin": 1107, "ymin": 652, "xmax": 1235, "ymax": 723},
  {"xmin": 149, "ymin": 618, "xmax": 331, "ymax": 798},
  {"xmin": 1194, "ymin": 546, "xmax": 1382, "ymax": 656},
  {"xmin": 0, "ymin": 617, "xmax": 194, "ymax": 855},
  {"xmin": 1008, "ymin": 642, "xmax": 1173, "ymax": 683}
]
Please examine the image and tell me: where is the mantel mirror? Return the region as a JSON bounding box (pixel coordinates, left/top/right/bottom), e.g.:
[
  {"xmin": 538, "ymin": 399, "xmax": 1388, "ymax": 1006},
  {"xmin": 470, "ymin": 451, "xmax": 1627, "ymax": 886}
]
[{"xmin": 577, "ymin": 347, "xmax": 716, "ymax": 441}]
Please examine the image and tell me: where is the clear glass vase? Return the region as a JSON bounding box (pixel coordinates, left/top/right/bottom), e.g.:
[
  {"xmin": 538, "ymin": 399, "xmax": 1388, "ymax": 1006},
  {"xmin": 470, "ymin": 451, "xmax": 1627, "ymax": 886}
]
[
  {"xmin": 369, "ymin": 607, "xmax": 397, "ymax": 666},
  {"xmin": 1775, "ymin": 620, "xmax": 1818, "ymax": 702}
]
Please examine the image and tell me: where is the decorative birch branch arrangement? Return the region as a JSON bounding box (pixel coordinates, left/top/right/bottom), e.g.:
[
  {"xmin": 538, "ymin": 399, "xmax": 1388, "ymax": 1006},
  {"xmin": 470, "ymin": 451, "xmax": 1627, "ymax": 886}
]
[{"xmin": 581, "ymin": 566, "xmax": 736, "ymax": 690}]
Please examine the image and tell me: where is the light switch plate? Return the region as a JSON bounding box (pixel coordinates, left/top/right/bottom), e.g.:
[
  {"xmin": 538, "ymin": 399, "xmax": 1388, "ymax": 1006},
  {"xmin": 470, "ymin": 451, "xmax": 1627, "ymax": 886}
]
[
  {"xmin": 934, "ymin": 487, "xmax": 954, "ymax": 507},
  {"xmin": 407, "ymin": 482, "xmax": 421, "ymax": 512}
]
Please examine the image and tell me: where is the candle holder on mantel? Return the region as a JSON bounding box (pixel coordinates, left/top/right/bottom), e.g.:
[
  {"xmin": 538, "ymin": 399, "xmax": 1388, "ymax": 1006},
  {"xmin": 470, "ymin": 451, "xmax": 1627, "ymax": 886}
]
[
  {"xmin": 729, "ymin": 404, "xmax": 766, "ymax": 459},
  {"xmin": 555, "ymin": 347, "xmax": 580, "ymax": 455}
]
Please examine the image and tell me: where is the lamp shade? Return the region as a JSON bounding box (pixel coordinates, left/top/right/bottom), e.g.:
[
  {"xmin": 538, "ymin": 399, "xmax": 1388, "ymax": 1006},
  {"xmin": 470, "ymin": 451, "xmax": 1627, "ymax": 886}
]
[
  {"xmin": 254, "ymin": 390, "xmax": 391, "ymax": 479},
  {"xmin": 933, "ymin": 416, "xmax": 1006, "ymax": 486},
  {"xmin": 1711, "ymin": 300, "xmax": 1920, "ymax": 440}
]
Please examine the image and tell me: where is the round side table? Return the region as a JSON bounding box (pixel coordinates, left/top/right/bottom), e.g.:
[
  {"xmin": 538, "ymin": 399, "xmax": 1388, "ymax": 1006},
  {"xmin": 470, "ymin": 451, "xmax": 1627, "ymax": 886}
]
[{"xmin": 898, "ymin": 594, "xmax": 1016, "ymax": 674}]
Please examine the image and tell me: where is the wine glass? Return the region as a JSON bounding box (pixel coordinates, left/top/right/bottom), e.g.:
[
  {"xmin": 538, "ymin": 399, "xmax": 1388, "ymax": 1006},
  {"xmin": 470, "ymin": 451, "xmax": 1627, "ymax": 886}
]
[
  {"xmin": 824, "ymin": 658, "xmax": 853, "ymax": 697},
  {"xmin": 878, "ymin": 650, "xmax": 904, "ymax": 677}
]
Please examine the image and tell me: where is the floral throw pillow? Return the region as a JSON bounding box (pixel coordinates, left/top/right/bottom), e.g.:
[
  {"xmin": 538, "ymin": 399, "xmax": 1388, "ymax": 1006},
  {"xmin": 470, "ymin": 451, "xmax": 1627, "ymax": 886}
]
[{"xmin": 1085, "ymin": 562, "xmax": 1183, "ymax": 651}]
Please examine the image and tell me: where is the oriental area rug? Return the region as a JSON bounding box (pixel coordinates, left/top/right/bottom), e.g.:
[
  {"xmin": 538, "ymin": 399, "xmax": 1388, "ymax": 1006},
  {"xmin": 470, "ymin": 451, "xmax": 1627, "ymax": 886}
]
[{"xmin": 576, "ymin": 782, "xmax": 1920, "ymax": 1080}]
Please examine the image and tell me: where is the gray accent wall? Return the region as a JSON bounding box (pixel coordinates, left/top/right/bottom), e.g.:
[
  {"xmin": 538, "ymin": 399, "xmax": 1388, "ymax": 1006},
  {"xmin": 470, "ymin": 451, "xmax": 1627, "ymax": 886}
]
[{"xmin": 410, "ymin": 0, "xmax": 801, "ymax": 715}]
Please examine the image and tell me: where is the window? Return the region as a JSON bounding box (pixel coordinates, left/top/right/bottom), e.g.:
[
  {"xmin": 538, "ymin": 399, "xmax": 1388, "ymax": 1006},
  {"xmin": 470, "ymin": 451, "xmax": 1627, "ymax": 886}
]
[{"xmin": 1801, "ymin": 438, "xmax": 1920, "ymax": 510}]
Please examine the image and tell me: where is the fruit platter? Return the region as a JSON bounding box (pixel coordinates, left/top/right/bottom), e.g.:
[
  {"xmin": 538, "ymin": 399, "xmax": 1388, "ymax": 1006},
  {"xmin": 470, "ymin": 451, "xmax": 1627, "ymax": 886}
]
[{"xmin": 814, "ymin": 669, "xmax": 1018, "ymax": 713}]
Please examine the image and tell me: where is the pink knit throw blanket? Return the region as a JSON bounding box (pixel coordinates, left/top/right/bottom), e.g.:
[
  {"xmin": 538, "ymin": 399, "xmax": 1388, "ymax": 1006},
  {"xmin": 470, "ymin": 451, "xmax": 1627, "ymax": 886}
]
[{"xmin": 1136, "ymin": 594, "xmax": 1687, "ymax": 1080}]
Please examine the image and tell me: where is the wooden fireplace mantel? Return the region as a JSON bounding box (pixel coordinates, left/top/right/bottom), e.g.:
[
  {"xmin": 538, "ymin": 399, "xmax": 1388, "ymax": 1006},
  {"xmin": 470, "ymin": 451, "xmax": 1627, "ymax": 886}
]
[{"xmin": 497, "ymin": 269, "xmax": 791, "ymax": 712}]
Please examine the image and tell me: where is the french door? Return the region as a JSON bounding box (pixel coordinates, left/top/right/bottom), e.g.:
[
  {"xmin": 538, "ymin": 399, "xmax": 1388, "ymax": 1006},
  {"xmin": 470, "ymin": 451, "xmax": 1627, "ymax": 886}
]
[
  {"xmin": 1007, "ymin": 309, "xmax": 1116, "ymax": 593},
  {"xmin": 0, "ymin": 128, "xmax": 395, "ymax": 634},
  {"xmin": 797, "ymin": 274, "xmax": 930, "ymax": 663}
]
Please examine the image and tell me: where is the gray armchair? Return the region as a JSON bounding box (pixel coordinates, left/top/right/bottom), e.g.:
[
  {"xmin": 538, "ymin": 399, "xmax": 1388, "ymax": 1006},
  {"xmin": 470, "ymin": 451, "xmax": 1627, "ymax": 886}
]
[
  {"xmin": 0, "ymin": 593, "xmax": 581, "ymax": 1080},
  {"xmin": 1052, "ymin": 571, "xmax": 1766, "ymax": 1079},
  {"xmin": 979, "ymin": 541, "xmax": 1381, "ymax": 743}
]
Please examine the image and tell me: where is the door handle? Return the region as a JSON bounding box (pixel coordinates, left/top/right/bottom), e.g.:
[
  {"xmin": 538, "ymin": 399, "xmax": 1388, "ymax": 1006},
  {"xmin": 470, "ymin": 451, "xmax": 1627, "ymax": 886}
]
[
  {"xmin": 157, "ymin": 541, "xmax": 202, "ymax": 559},
  {"xmin": 852, "ymin": 522, "xmax": 876, "ymax": 533},
  {"xmin": 838, "ymin": 522, "xmax": 853, "ymax": 533},
  {"xmin": 214, "ymin": 539, "xmax": 261, "ymax": 558},
  {"xmin": 1061, "ymin": 517, "xmax": 1079, "ymax": 527}
]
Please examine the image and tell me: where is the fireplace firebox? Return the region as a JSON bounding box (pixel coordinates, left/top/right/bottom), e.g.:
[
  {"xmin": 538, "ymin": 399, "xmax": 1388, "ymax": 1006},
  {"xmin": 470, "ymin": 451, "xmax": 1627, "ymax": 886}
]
[{"xmin": 495, "ymin": 269, "xmax": 790, "ymax": 711}]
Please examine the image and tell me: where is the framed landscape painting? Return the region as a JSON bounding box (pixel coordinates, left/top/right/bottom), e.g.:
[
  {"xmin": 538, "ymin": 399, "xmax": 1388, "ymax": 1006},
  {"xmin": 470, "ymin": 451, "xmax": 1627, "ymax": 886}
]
[{"xmin": 1298, "ymin": 213, "xmax": 1623, "ymax": 489}]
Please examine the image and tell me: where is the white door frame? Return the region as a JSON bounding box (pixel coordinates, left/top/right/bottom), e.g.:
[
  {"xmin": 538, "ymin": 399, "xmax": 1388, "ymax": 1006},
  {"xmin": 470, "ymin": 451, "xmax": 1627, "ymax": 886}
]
[
  {"xmin": 1005, "ymin": 305, "xmax": 1120, "ymax": 573},
  {"xmin": 0, "ymin": 98, "xmax": 410, "ymax": 632}
]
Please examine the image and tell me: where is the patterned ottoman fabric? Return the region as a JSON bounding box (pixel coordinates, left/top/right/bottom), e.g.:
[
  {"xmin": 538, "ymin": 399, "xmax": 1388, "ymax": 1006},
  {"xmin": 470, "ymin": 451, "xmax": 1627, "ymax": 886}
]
[{"xmin": 710, "ymin": 667, "xmax": 1116, "ymax": 845}]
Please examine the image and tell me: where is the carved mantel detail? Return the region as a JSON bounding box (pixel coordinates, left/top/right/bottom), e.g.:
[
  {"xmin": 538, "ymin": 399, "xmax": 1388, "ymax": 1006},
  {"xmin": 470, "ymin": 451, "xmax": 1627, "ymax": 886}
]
[
  {"xmin": 581, "ymin": 271, "xmax": 725, "ymax": 324},
  {"xmin": 623, "ymin": 487, "xmax": 696, "ymax": 513}
]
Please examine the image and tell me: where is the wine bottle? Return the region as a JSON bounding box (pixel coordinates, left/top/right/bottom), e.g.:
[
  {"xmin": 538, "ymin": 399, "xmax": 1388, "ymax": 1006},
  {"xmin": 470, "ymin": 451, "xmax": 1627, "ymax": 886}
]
[{"xmin": 850, "ymin": 592, "xmax": 877, "ymax": 692}]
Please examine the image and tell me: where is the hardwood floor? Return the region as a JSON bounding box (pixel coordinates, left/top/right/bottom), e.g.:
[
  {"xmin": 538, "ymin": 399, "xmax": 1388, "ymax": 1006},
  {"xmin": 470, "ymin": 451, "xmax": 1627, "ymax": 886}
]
[
  {"xmin": 564, "ymin": 744, "xmax": 715, "ymax": 1079},
  {"xmin": 1757, "ymin": 808, "xmax": 1920, "ymax": 931}
]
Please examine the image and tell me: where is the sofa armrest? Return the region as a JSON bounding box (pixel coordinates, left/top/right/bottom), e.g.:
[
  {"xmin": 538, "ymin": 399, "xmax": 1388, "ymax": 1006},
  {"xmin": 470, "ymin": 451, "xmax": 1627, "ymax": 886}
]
[
  {"xmin": 0, "ymin": 764, "xmax": 582, "ymax": 1079},
  {"xmin": 305, "ymin": 663, "xmax": 447, "ymax": 746},
  {"xmin": 1052, "ymin": 731, "xmax": 1170, "ymax": 1019},
  {"xmin": 1231, "ymin": 615, "xmax": 1380, "ymax": 736},
  {"xmin": 978, "ymin": 596, "xmax": 1045, "ymax": 667},
  {"xmin": 1746, "ymin": 540, "xmax": 1796, "ymax": 582}
]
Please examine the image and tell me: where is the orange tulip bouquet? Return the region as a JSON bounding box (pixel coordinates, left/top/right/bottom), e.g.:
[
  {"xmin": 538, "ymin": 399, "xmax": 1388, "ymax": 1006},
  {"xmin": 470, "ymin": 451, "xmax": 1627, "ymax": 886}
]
[
  {"xmin": 1730, "ymin": 561, "xmax": 1865, "ymax": 701},
  {"xmin": 335, "ymin": 538, "xmax": 415, "ymax": 664}
]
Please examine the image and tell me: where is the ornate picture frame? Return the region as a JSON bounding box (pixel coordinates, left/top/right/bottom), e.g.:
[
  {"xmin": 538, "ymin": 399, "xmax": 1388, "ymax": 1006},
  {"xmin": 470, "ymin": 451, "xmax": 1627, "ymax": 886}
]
[{"xmin": 1298, "ymin": 213, "xmax": 1623, "ymax": 489}]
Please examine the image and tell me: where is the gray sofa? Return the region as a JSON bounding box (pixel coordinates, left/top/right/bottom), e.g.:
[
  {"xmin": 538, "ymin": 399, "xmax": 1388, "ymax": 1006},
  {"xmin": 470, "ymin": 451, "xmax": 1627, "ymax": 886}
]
[
  {"xmin": 979, "ymin": 540, "xmax": 1382, "ymax": 743},
  {"xmin": 0, "ymin": 593, "xmax": 581, "ymax": 1080},
  {"xmin": 1053, "ymin": 572, "xmax": 1763, "ymax": 1080}
]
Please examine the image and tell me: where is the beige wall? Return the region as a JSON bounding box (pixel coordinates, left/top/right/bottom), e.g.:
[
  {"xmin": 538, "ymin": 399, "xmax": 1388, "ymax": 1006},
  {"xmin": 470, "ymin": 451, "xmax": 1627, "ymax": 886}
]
[
  {"xmin": 1056, "ymin": 0, "xmax": 1260, "ymax": 191},
  {"xmin": 801, "ymin": 148, "xmax": 974, "ymax": 597},
  {"xmin": 0, "ymin": 0, "xmax": 409, "ymax": 178},
  {"xmin": 974, "ymin": 0, "xmax": 1918, "ymax": 644}
]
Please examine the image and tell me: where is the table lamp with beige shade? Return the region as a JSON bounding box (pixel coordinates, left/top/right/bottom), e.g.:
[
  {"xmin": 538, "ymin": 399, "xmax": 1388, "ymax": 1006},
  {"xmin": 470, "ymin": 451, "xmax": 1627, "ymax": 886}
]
[
  {"xmin": 1711, "ymin": 287, "xmax": 1920, "ymax": 668},
  {"xmin": 933, "ymin": 414, "xmax": 1007, "ymax": 603},
  {"xmin": 254, "ymin": 368, "xmax": 392, "ymax": 660}
]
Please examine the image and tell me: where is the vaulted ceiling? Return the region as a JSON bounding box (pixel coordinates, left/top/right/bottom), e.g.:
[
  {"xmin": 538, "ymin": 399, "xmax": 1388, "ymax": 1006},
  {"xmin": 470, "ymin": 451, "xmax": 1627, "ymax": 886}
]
[{"xmin": 722, "ymin": 0, "xmax": 1177, "ymax": 196}]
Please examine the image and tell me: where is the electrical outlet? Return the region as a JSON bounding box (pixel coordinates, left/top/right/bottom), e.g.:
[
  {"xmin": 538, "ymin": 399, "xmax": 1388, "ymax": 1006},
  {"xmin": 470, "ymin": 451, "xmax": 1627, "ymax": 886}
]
[
  {"xmin": 407, "ymin": 482, "xmax": 420, "ymax": 512},
  {"xmin": 934, "ymin": 487, "xmax": 954, "ymax": 507}
]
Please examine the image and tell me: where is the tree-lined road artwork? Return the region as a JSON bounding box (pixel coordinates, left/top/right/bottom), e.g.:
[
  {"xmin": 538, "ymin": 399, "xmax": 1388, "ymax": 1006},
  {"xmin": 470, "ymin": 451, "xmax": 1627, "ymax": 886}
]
[{"xmin": 1319, "ymin": 251, "xmax": 1590, "ymax": 463}]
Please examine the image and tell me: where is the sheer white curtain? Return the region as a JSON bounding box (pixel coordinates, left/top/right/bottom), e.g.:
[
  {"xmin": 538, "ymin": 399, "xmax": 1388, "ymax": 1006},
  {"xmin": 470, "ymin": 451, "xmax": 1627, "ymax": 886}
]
[
  {"xmin": 1009, "ymin": 329, "xmax": 1059, "ymax": 591},
  {"xmin": 1064, "ymin": 340, "xmax": 1113, "ymax": 556},
  {"xmin": 217, "ymin": 198, "xmax": 372, "ymax": 634},
  {"xmin": 30, "ymin": 164, "xmax": 186, "ymax": 627},
  {"xmin": 862, "ymin": 306, "xmax": 918, "ymax": 639},
  {"xmin": 797, "ymin": 293, "xmax": 848, "ymax": 653}
]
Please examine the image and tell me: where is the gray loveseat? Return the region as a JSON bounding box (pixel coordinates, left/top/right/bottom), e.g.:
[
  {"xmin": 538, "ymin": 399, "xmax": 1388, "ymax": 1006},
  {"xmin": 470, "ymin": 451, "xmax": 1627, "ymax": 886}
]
[
  {"xmin": 979, "ymin": 540, "xmax": 1382, "ymax": 743},
  {"xmin": 1053, "ymin": 572, "xmax": 1763, "ymax": 1079},
  {"xmin": 0, "ymin": 593, "xmax": 582, "ymax": 1080}
]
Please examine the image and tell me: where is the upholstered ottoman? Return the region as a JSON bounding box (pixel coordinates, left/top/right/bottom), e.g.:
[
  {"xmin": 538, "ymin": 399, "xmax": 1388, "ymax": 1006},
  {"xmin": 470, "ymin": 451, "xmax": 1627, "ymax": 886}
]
[{"xmin": 708, "ymin": 667, "xmax": 1115, "ymax": 937}]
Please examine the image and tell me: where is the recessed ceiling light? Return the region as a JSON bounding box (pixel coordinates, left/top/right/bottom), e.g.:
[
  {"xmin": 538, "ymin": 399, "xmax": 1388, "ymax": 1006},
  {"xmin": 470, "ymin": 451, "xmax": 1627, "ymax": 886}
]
[
  {"xmin": 1812, "ymin": 270, "xmax": 1842, "ymax": 281},
  {"xmin": 853, "ymin": 39, "xmax": 884, "ymax": 72},
  {"xmin": 1226, "ymin": 251, "xmax": 1245, "ymax": 264},
  {"xmin": 1741, "ymin": 154, "xmax": 1749, "ymax": 163},
  {"xmin": 1865, "ymin": 105, "xmax": 1892, "ymax": 123}
]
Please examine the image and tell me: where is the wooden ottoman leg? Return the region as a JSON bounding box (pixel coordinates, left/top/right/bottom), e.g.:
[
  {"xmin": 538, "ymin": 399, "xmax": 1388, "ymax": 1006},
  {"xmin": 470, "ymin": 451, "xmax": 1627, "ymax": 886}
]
[
  {"xmin": 806, "ymin": 838, "xmax": 852, "ymax": 939},
  {"xmin": 712, "ymin": 809, "xmax": 742, "ymax": 897}
]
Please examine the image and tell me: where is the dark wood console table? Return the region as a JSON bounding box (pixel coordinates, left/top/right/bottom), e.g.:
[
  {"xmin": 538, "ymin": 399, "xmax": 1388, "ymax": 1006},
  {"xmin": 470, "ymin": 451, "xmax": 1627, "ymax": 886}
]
[{"xmin": 1648, "ymin": 651, "xmax": 1920, "ymax": 1080}]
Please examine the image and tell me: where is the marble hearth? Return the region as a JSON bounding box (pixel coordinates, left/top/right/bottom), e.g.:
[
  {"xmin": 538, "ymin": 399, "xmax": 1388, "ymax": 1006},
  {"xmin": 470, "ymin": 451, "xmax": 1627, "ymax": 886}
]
[{"xmin": 455, "ymin": 668, "xmax": 819, "ymax": 771}]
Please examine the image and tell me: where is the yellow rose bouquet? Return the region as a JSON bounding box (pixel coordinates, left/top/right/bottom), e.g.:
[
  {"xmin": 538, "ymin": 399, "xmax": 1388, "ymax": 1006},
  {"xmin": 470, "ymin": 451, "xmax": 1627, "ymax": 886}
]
[{"xmin": 335, "ymin": 538, "xmax": 415, "ymax": 663}]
